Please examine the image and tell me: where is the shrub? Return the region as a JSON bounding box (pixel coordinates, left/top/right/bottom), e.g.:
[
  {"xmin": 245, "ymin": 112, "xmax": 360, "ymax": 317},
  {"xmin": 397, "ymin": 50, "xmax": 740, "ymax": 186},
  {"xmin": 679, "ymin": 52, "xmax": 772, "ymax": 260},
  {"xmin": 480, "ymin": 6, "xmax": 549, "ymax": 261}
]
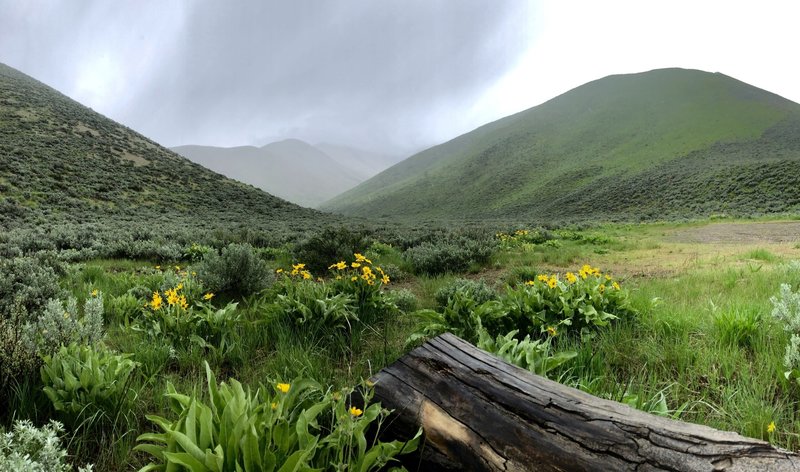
[
  {"xmin": 403, "ymin": 237, "xmax": 495, "ymax": 276},
  {"xmin": 41, "ymin": 344, "xmax": 138, "ymax": 430},
  {"xmin": 0, "ymin": 256, "xmax": 61, "ymax": 319},
  {"xmin": 771, "ymin": 283, "xmax": 800, "ymax": 383},
  {"xmin": 25, "ymin": 294, "xmax": 105, "ymax": 358},
  {"xmin": 197, "ymin": 243, "xmax": 274, "ymax": 296},
  {"xmin": 0, "ymin": 419, "xmax": 93, "ymax": 472},
  {"xmin": 293, "ymin": 226, "xmax": 370, "ymax": 274},
  {"xmin": 135, "ymin": 362, "xmax": 418, "ymax": 471},
  {"xmin": 434, "ymin": 278, "xmax": 496, "ymax": 308},
  {"xmin": 387, "ymin": 289, "xmax": 418, "ymax": 313}
]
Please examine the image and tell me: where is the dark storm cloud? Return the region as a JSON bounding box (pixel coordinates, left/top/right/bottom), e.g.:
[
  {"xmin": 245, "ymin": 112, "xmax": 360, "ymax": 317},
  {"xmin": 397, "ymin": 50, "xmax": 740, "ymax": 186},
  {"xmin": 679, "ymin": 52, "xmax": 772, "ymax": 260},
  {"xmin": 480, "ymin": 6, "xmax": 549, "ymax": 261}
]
[{"xmin": 1, "ymin": 1, "xmax": 532, "ymax": 154}]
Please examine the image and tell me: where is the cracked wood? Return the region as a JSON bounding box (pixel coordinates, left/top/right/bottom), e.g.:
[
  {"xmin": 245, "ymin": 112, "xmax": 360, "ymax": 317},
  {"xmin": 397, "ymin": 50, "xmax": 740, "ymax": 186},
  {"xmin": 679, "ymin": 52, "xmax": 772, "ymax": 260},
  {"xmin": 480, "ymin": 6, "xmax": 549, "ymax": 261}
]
[{"xmin": 372, "ymin": 333, "xmax": 800, "ymax": 471}]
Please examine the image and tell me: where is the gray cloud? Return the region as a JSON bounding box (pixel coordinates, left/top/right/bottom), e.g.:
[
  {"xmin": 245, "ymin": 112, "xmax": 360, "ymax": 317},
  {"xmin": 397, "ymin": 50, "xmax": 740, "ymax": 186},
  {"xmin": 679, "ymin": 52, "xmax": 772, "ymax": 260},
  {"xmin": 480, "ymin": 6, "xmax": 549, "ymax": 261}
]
[{"xmin": 1, "ymin": 1, "xmax": 532, "ymax": 155}]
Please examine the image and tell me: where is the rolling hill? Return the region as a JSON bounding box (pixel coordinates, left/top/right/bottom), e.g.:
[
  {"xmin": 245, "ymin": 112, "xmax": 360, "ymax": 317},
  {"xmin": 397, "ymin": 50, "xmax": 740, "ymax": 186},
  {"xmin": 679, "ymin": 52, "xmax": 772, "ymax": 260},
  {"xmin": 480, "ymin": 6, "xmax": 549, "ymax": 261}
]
[
  {"xmin": 172, "ymin": 140, "xmax": 362, "ymax": 208},
  {"xmin": 322, "ymin": 68, "xmax": 800, "ymax": 222},
  {"xmin": 0, "ymin": 62, "xmax": 330, "ymax": 232}
]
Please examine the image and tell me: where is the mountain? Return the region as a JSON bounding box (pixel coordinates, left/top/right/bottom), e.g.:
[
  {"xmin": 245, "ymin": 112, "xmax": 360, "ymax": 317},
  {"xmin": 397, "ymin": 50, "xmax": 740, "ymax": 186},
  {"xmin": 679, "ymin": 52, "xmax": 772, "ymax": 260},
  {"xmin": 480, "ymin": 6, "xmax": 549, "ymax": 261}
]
[
  {"xmin": 322, "ymin": 68, "xmax": 800, "ymax": 222},
  {"xmin": 172, "ymin": 140, "xmax": 399, "ymax": 207},
  {"xmin": 0, "ymin": 62, "xmax": 327, "ymax": 231},
  {"xmin": 314, "ymin": 143, "xmax": 403, "ymax": 181}
]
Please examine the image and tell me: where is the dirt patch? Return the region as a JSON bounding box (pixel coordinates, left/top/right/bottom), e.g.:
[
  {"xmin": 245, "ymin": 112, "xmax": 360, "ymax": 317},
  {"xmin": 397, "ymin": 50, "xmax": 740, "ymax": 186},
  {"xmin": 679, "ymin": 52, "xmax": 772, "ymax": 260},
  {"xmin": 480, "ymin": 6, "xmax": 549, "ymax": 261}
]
[
  {"xmin": 668, "ymin": 221, "xmax": 800, "ymax": 244},
  {"xmin": 118, "ymin": 151, "xmax": 149, "ymax": 166},
  {"xmin": 73, "ymin": 122, "xmax": 100, "ymax": 137}
]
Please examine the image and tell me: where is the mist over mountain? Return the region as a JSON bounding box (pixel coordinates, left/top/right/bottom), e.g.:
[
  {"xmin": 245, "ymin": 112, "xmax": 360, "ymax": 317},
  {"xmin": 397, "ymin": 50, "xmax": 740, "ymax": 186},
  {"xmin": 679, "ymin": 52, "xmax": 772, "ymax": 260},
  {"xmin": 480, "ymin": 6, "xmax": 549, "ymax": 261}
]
[{"xmin": 173, "ymin": 140, "xmax": 401, "ymax": 207}]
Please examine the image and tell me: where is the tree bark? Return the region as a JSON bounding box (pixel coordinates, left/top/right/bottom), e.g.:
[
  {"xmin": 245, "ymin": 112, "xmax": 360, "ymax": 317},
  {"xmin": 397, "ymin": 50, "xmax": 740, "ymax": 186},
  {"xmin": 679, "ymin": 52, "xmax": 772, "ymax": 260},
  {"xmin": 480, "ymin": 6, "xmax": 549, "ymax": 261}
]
[{"xmin": 372, "ymin": 333, "xmax": 800, "ymax": 471}]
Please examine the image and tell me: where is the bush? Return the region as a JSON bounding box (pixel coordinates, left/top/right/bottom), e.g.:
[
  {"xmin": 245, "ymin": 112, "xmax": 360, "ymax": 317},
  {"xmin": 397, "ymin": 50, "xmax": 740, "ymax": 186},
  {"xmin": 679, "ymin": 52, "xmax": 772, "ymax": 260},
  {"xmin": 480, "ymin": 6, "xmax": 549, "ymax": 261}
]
[
  {"xmin": 197, "ymin": 243, "xmax": 274, "ymax": 296},
  {"xmin": 0, "ymin": 256, "xmax": 61, "ymax": 319},
  {"xmin": 135, "ymin": 362, "xmax": 418, "ymax": 471},
  {"xmin": 0, "ymin": 419, "xmax": 93, "ymax": 471},
  {"xmin": 41, "ymin": 344, "xmax": 138, "ymax": 430},
  {"xmin": 387, "ymin": 289, "xmax": 418, "ymax": 313},
  {"xmin": 434, "ymin": 278, "xmax": 496, "ymax": 308},
  {"xmin": 403, "ymin": 237, "xmax": 495, "ymax": 275},
  {"xmin": 293, "ymin": 226, "xmax": 370, "ymax": 274},
  {"xmin": 25, "ymin": 294, "xmax": 105, "ymax": 359},
  {"xmin": 771, "ymin": 283, "xmax": 800, "ymax": 383}
]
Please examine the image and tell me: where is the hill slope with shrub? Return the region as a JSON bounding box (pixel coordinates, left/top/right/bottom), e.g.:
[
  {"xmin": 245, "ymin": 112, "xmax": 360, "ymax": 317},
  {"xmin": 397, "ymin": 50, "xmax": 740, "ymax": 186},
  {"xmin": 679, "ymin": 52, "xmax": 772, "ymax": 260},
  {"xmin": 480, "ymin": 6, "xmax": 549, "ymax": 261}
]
[
  {"xmin": 323, "ymin": 68, "xmax": 800, "ymax": 222},
  {"xmin": 0, "ymin": 62, "xmax": 329, "ymax": 231}
]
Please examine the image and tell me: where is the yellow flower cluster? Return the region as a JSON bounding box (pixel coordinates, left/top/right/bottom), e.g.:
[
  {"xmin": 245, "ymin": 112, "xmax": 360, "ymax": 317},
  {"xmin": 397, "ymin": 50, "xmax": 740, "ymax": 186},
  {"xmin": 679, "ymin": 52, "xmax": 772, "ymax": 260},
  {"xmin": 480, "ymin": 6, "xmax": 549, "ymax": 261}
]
[
  {"xmin": 329, "ymin": 253, "xmax": 390, "ymax": 285},
  {"xmin": 280, "ymin": 263, "xmax": 312, "ymax": 280},
  {"xmin": 578, "ymin": 264, "xmax": 601, "ymax": 279},
  {"xmin": 527, "ymin": 265, "xmax": 621, "ymax": 290},
  {"xmin": 149, "ymin": 283, "xmax": 191, "ymax": 311},
  {"xmin": 276, "ymin": 382, "xmax": 290, "ymax": 393},
  {"xmin": 164, "ymin": 285, "xmax": 189, "ymax": 309},
  {"xmin": 150, "ymin": 291, "xmax": 163, "ymax": 310}
]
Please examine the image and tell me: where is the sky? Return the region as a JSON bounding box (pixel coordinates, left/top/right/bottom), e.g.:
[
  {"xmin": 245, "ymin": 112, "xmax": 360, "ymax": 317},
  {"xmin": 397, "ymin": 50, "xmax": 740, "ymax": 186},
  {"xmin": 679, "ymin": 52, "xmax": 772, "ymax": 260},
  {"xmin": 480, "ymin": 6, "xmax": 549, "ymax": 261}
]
[{"xmin": 2, "ymin": 1, "xmax": 799, "ymax": 157}]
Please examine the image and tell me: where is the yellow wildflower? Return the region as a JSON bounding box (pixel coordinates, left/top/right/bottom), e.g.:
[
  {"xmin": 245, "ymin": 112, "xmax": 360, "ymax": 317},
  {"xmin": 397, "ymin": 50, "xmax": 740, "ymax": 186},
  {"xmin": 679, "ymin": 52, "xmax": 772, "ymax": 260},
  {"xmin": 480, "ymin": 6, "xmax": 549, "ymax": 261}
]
[
  {"xmin": 276, "ymin": 383, "xmax": 290, "ymax": 393},
  {"xmin": 301, "ymin": 271, "xmax": 312, "ymax": 280},
  {"xmin": 150, "ymin": 292, "xmax": 163, "ymax": 310},
  {"xmin": 547, "ymin": 277, "xmax": 558, "ymax": 289},
  {"xmin": 351, "ymin": 276, "xmax": 358, "ymax": 282},
  {"xmin": 546, "ymin": 326, "xmax": 557, "ymax": 337},
  {"xmin": 155, "ymin": 265, "xmax": 161, "ymax": 270},
  {"xmin": 768, "ymin": 421, "xmax": 776, "ymax": 433},
  {"xmin": 191, "ymin": 271, "xmax": 197, "ymax": 276},
  {"xmin": 276, "ymin": 268, "xmax": 284, "ymax": 274},
  {"xmin": 329, "ymin": 261, "xmax": 347, "ymax": 270},
  {"xmin": 566, "ymin": 272, "xmax": 577, "ymax": 284},
  {"xmin": 537, "ymin": 275, "xmax": 549, "ymax": 282},
  {"xmin": 351, "ymin": 262, "xmax": 361, "ymax": 268},
  {"xmin": 166, "ymin": 288, "xmax": 179, "ymax": 306},
  {"xmin": 176, "ymin": 283, "xmax": 184, "ymax": 291},
  {"xmin": 349, "ymin": 406, "xmax": 363, "ymax": 417},
  {"xmin": 179, "ymin": 295, "xmax": 188, "ymax": 310},
  {"xmin": 271, "ymin": 402, "xmax": 278, "ymax": 410},
  {"xmin": 524, "ymin": 280, "xmax": 536, "ymax": 286},
  {"xmin": 381, "ymin": 274, "xmax": 390, "ymax": 284},
  {"xmin": 354, "ymin": 253, "xmax": 372, "ymax": 264},
  {"xmin": 91, "ymin": 289, "xmax": 99, "ymax": 297},
  {"xmin": 175, "ymin": 265, "xmax": 181, "ymax": 271},
  {"xmin": 203, "ymin": 293, "xmax": 215, "ymax": 300},
  {"xmin": 612, "ymin": 281, "xmax": 621, "ymax": 291}
]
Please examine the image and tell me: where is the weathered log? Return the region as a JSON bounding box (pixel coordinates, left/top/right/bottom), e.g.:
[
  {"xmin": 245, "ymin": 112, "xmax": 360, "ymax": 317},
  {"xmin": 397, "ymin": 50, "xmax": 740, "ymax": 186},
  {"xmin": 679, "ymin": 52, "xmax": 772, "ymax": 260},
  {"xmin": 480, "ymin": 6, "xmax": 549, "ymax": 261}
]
[{"xmin": 372, "ymin": 333, "xmax": 800, "ymax": 471}]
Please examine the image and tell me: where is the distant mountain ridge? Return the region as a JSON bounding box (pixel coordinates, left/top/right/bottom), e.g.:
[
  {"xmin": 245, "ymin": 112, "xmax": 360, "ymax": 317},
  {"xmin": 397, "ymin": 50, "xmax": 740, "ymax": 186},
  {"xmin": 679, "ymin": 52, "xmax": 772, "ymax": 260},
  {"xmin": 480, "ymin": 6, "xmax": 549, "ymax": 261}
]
[
  {"xmin": 172, "ymin": 140, "xmax": 399, "ymax": 207},
  {"xmin": 322, "ymin": 68, "xmax": 800, "ymax": 222},
  {"xmin": 0, "ymin": 62, "xmax": 327, "ymax": 230}
]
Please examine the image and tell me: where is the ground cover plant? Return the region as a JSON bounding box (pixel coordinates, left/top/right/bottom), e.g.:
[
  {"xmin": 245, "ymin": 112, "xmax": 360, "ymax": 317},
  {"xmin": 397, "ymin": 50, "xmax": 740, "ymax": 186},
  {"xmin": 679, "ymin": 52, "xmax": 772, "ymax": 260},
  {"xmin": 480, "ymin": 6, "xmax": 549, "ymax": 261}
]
[{"xmin": 4, "ymin": 218, "xmax": 800, "ymax": 470}]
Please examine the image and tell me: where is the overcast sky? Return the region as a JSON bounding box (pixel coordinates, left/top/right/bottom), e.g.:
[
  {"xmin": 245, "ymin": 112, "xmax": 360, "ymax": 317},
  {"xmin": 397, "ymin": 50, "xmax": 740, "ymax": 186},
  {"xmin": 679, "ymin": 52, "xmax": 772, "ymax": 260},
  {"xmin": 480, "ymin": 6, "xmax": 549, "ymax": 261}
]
[{"xmin": 2, "ymin": 1, "xmax": 799, "ymax": 156}]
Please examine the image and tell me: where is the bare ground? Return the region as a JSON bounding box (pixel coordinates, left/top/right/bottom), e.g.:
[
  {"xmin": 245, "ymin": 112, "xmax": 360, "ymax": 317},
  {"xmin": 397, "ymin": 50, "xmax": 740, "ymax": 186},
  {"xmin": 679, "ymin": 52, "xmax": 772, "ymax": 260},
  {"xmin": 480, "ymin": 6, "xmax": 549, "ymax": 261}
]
[{"xmin": 667, "ymin": 221, "xmax": 800, "ymax": 244}]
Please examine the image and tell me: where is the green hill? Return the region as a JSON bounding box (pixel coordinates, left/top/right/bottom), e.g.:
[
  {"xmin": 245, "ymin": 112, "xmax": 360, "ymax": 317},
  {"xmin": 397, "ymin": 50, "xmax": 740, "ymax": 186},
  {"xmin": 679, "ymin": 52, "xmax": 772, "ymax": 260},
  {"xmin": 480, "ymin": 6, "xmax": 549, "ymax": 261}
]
[
  {"xmin": 322, "ymin": 68, "xmax": 800, "ymax": 222},
  {"xmin": 0, "ymin": 62, "xmax": 328, "ymax": 232}
]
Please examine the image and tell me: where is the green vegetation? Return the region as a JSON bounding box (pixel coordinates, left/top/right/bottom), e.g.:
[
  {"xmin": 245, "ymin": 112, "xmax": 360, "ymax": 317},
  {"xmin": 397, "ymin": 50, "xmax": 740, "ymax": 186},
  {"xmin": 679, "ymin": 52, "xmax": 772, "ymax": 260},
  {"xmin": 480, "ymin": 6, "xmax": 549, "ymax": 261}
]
[
  {"xmin": 6, "ymin": 61, "xmax": 800, "ymax": 470},
  {"xmin": 323, "ymin": 68, "xmax": 800, "ymax": 222}
]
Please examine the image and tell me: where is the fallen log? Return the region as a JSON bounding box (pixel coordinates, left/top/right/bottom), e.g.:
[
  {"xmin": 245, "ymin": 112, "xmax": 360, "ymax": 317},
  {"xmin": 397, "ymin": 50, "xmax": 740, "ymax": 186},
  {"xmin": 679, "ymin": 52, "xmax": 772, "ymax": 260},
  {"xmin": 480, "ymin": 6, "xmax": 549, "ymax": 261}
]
[{"xmin": 372, "ymin": 333, "xmax": 800, "ymax": 471}]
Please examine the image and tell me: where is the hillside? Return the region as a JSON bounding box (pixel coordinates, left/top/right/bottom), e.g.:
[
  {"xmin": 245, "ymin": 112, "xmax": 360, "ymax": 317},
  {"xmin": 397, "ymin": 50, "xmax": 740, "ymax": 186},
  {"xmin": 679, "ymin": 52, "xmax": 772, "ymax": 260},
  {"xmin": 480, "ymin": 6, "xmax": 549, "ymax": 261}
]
[
  {"xmin": 323, "ymin": 68, "xmax": 800, "ymax": 222},
  {"xmin": 172, "ymin": 139, "xmax": 362, "ymax": 207},
  {"xmin": 0, "ymin": 62, "xmax": 328, "ymax": 231}
]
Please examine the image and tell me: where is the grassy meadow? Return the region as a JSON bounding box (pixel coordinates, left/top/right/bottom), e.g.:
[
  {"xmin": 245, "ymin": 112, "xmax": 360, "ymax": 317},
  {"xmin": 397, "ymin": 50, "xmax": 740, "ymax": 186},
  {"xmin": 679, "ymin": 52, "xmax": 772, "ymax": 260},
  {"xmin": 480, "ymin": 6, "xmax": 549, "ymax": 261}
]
[{"xmin": 4, "ymin": 217, "xmax": 800, "ymax": 470}]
